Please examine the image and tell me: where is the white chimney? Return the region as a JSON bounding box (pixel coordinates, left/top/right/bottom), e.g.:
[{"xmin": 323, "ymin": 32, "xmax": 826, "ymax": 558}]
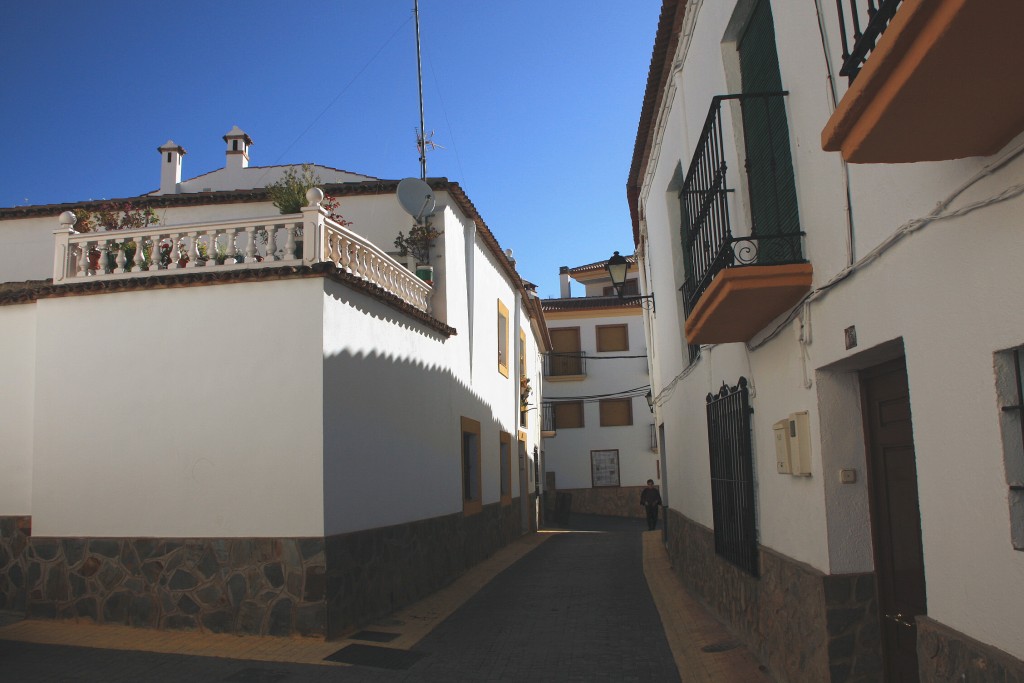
[
  {"xmin": 223, "ymin": 125, "xmax": 252, "ymax": 170},
  {"xmin": 157, "ymin": 140, "xmax": 186, "ymax": 194},
  {"xmin": 559, "ymin": 266, "xmax": 571, "ymax": 298}
]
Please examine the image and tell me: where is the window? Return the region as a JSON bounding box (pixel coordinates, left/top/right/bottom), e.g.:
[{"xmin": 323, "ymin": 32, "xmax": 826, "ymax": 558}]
[
  {"xmin": 591, "ymin": 450, "xmax": 620, "ymax": 487},
  {"xmin": 706, "ymin": 377, "xmax": 758, "ymax": 576},
  {"xmin": 547, "ymin": 327, "xmax": 584, "ymax": 377},
  {"xmin": 497, "ymin": 301, "xmax": 509, "ymax": 377},
  {"xmin": 602, "ymin": 279, "xmax": 639, "ymax": 296},
  {"xmin": 461, "ymin": 417, "xmax": 482, "ymax": 515},
  {"xmin": 596, "ymin": 324, "xmax": 629, "ymax": 352},
  {"xmin": 599, "ymin": 398, "xmax": 633, "ymax": 427},
  {"xmin": 499, "ymin": 431, "xmax": 512, "ymax": 505},
  {"xmin": 552, "ymin": 401, "xmax": 584, "ymax": 429},
  {"xmin": 995, "ymin": 347, "xmax": 1024, "ymax": 550}
]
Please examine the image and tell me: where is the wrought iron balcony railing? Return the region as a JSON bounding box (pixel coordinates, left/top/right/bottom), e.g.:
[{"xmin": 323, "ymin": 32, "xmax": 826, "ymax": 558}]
[
  {"xmin": 544, "ymin": 352, "xmax": 586, "ymax": 378},
  {"xmin": 834, "ymin": 0, "xmax": 904, "ymax": 84},
  {"xmin": 542, "ymin": 402, "xmax": 555, "ymax": 432},
  {"xmin": 679, "ymin": 93, "xmax": 804, "ymax": 320}
]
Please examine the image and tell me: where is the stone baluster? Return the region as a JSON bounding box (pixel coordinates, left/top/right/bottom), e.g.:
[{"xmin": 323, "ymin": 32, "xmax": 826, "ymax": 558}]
[
  {"xmin": 132, "ymin": 235, "xmax": 146, "ymax": 272},
  {"xmin": 284, "ymin": 225, "xmax": 297, "ymax": 260},
  {"xmin": 168, "ymin": 233, "xmax": 182, "ymax": 269},
  {"xmin": 76, "ymin": 242, "xmax": 90, "ymax": 278},
  {"xmin": 224, "ymin": 228, "xmax": 237, "ymax": 265},
  {"xmin": 263, "ymin": 225, "xmax": 277, "ymax": 262},
  {"xmin": 207, "ymin": 230, "xmax": 219, "ymax": 266},
  {"xmin": 114, "ymin": 240, "xmax": 127, "ymax": 273},
  {"xmin": 244, "ymin": 226, "xmax": 258, "ymax": 263},
  {"xmin": 186, "ymin": 232, "xmax": 199, "ymax": 268}
]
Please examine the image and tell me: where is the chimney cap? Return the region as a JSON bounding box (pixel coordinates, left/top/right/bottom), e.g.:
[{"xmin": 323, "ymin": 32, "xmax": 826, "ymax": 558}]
[
  {"xmin": 157, "ymin": 139, "xmax": 187, "ymax": 155},
  {"xmin": 222, "ymin": 125, "xmax": 253, "ymax": 146}
]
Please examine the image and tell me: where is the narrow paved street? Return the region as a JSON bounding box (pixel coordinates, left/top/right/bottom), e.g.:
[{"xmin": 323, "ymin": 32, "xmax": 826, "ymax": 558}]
[{"xmin": 0, "ymin": 516, "xmax": 768, "ymax": 682}]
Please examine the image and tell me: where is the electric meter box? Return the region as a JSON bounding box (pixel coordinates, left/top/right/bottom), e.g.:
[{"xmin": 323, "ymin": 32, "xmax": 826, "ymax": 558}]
[
  {"xmin": 774, "ymin": 411, "xmax": 812, "ymax": 477},
  {"xmin": 773, "ymin": 420, "xmax": 792, "ymax": 473}
]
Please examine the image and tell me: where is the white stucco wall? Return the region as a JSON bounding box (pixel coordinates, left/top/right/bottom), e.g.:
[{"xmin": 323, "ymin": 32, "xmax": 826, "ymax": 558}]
[
  {"xmin": 0, "ymin": 303, "xmax": 37, "ymax": 515},
  {"xmin": 543, "ymin": 309, "xmax": 656, "ymax": 491},
  {"xmin": 638, "ymin": 0, "xmax": 1024, "ymax": 659},
  {"xmin": 30, "ymin": 278, "xmax": 325, "ymax": 538}
]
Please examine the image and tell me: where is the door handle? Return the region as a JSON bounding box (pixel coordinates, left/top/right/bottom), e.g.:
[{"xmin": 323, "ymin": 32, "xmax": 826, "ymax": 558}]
[{"xmin": 884, "ymin": 612, "xmax": 914, "ymax": 628}]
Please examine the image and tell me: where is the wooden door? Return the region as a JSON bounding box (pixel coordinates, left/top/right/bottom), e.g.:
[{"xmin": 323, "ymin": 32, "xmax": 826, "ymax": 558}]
[{"xmin": 861, "ymin": 358, "xmax": 926, "ymax": 682}]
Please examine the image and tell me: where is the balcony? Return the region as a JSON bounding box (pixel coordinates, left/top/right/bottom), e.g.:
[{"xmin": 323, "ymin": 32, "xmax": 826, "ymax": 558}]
[
  {"xmin": 680, "ymin": 94, "xmax": 812, "ymax": 346},
  {"xmin": 822, "ymin": 0, "xmax": 1024, "ymax": 163},
  {"xmin": 52, "ymin": 199, "xmax": 432, "ymax": 313},
  {"xmin": 544, "ymin": 352, "xmax": 587, "ymax": 380},
  {"xmin": 541, "ymin": 403, "xmax": 556, "ymax": 438}
]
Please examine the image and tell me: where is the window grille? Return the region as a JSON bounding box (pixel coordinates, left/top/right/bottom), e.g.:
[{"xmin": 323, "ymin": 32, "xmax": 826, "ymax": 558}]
[{"xmin": 706, "ymin": 377, "xmax": 759, "ymax": 576}]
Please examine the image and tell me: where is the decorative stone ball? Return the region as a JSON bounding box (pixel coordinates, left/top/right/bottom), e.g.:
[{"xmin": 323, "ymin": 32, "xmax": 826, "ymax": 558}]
[
  {"xmin": 58, "ymin": 211, "xmax": 77, "ymax": 227},
  {"xmin": 306, "ymin": 187, "xmax": 325, "ymax": 206}
]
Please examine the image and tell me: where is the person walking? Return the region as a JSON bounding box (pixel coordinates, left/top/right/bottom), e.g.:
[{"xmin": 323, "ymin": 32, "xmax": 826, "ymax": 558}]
[{"xmin": 640, "ymin": 479, "xmax": 662, "ymax": 531}]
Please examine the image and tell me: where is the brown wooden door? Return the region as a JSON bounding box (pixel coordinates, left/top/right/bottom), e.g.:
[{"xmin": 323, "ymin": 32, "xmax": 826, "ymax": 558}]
[{"xmin": 861, "ymin": 358, "xmax": 926, "ymax": 682}]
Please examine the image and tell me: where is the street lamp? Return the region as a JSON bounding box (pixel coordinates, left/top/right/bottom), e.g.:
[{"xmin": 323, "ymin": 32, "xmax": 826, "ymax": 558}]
[
  {"xmin": 605, "ymin": 251, "xmax": 655, "ymax": 311},
  {"xmin": 646, "ymin": 390, "xmax": 655, "ymax": 413}
]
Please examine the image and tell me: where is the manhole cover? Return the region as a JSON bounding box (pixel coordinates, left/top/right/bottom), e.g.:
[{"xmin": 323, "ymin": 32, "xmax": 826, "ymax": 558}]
[
  {"xmin": 350, "ymin": 629, "xmax": 400, "ymax": 643},
  {"xmin": 324, "ymin": 644, "xmax": 427, "ymax": 670},
  {"xmin": 701, "ymin": 640, "xmax": 740, "ymax": 653}
]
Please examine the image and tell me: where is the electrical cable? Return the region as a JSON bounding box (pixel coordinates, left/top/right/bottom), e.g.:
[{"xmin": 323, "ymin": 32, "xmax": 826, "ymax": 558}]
[{"xmin": 257, "ymin": 15, "xmax": 414, "ymax": 180}]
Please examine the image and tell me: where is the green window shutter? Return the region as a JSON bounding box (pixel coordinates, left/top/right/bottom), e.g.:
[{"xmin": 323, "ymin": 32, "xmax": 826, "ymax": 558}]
[{"xmin": 738, "ymin": 0, "xmax": 801, "ymax": 263}]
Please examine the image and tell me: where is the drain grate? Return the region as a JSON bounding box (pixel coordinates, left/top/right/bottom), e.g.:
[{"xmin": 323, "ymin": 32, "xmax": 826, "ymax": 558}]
[
  {"xmin": 222, "ymin": 668, "xmax": 291, "ymax": 682},
  {"xmin": 701, "ymin": 640, "xmax": 740, "ymax": 653},
  {"xmin": 324, "ymin": 643, "xmax": 427, "ymax": 670},
  {"xmin": 350, "ymin": 629, "xmax": 401, "ymax": 643}
]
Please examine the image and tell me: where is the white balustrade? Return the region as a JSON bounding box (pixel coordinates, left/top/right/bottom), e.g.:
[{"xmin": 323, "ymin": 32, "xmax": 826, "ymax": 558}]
[{"xmin": 53, "ymin": 205, "xmax": 433, "ymax": 313}]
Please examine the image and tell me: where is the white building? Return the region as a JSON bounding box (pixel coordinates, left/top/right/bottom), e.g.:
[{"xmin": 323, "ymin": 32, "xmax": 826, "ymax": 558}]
[
  {"xmin": 630, "ymin": 1, "xmax": 1024, "ymax": 681},
  {"xmin": 0, "ymin": 128, "xmax": 549, "ymax": 638},
  {"xmin": 540, "ymin": 257, "xmax": 659, "ymax": 519}
]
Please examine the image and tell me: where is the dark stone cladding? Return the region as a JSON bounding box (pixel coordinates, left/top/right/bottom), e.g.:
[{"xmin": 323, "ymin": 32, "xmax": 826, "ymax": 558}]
[
  {"xmin": 1, "ymin": 503, "xmax": 524, "ymax": 638},
  {"xmin": 543, "ymin": 486, "xmax": 647, "ymax": 519},
  {"xmin": 917, "ymin": 615, "xmax": 1024, "ymax": 682},
  {"xmin": 0, "ymin": 516, "xmax": 327, "ymax": 637},
  {"xmin": 663, "ymin": 509, "xmax": 882, "ymax": 683},
  {"xmin": 324, "ymin": 499, "xmax": 523, "ymax": 639}
]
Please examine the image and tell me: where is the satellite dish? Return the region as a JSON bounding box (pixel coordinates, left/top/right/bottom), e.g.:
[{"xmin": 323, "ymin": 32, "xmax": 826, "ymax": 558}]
[{"xmin": 397, "ymin": 177, "xmax": 436, "ymax": 222}]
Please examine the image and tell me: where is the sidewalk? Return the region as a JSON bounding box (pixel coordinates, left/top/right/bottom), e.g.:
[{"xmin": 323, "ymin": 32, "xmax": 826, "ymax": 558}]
[{"xmin": 0, "ymin": 522, "xmax": 773, "ymax": 681}]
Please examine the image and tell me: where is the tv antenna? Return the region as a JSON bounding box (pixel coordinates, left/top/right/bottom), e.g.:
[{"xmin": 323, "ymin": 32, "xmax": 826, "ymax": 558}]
[{"xmin": 414, "ymin": 0, "xmax": 428, "ymax": 180}]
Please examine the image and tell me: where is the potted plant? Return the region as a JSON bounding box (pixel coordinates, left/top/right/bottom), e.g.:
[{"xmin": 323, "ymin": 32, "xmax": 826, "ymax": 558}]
[
  {"xmin": 394, "ymin": 221, "xmax": 441, "ymax": 284},
  {"xmin": 265, "ymin": 165, "xmax": 353, "ymax": 260},
  {"xmin": 73, "ymin": 202, "xmax": 160, "ymax": 272}
]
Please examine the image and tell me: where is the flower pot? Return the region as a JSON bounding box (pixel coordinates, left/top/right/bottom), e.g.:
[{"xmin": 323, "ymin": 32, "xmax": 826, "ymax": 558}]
[{"xmin": 415, "ymin": 264, "xmax": 434, "ymax": 284}]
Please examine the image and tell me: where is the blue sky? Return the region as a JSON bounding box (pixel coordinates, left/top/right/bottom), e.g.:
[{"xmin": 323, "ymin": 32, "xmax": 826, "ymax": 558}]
[{"xmin": 0, "ymin": 1, "xmax": 661, "ymax": 297}]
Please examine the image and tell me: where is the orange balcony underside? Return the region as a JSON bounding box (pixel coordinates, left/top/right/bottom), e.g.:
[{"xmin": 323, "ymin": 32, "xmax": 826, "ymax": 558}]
[
  {"xmin": 822, "ymin": 0, "xmax": 1024, "ymax": 163},
  {"xmin": 684, "ymin": 264, "xmax": 813, "ymax": 345}
]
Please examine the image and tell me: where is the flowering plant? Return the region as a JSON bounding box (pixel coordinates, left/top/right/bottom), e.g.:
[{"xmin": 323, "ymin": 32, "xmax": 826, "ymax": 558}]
[{"xmin": 520, "ymin": 376, "xmax": 532, "ymax": 408}]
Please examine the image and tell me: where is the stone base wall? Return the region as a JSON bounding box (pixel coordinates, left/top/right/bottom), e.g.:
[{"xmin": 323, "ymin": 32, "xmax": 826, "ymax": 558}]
[
  {"xmin": 2, "ymin": 503, "xmax": 525, "ymax": 640},
  {"xmin": 545, "ymin": 486, "xmax": 646, "ymax": 519},
  {"xmin": 324, "ymin": 499, "xmax": 522, "ymax": 638},
  {"xmin": 0, "ymin": 516, "xmax": 31, "ymax": 614},
  {"xmin": 917, "ymin": 615, "xmax": 1024, "ymax": 682},
  {"xmin": 1, "ymin": 516, "xmax": 326, "ymax": 637},
  {"xmin": 664, "ymin": 509, "xmax": 881, "ymax": 683}
]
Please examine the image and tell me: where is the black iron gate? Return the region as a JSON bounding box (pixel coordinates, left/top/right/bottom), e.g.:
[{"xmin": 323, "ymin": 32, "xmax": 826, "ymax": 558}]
[{"xmin": 706, "ymin": 377, "xmax": 759, "ymax": 576}]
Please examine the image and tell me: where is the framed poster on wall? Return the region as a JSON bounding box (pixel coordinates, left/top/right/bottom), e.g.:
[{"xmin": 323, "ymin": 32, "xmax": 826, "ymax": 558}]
[{"xmin": 591, "ymin": 449, "xmax": 620, "ymax": 487}]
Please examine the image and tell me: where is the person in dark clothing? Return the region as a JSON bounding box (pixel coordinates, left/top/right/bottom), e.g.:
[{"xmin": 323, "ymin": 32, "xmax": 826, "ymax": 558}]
[{"xmin": 640, "ymin": 479, "xmax": 662, "ymax": 531}]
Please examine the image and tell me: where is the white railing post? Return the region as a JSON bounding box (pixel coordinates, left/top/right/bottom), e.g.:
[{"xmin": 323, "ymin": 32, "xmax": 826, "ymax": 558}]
[
  {"xmin": 132, "ymin": 235, "xmax": 145, "ymax": 272},
  {"xmin": 300, "ymin": 187, "xmax": 325, "ymax": 266},
  {"xmin": 53, "ymin": 211, "xmax": 79, "ymax": 282}
]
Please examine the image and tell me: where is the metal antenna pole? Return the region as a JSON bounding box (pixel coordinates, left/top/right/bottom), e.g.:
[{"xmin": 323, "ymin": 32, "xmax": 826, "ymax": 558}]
[{"xmin": 414, "ymin": 0, "xmax": 427, "ymax": 180}]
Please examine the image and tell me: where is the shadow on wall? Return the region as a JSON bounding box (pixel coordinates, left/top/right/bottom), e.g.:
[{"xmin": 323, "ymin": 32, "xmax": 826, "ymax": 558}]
[{"xmin": 320, "ymin": 288, "xmax": 534, "ymax": 637}]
